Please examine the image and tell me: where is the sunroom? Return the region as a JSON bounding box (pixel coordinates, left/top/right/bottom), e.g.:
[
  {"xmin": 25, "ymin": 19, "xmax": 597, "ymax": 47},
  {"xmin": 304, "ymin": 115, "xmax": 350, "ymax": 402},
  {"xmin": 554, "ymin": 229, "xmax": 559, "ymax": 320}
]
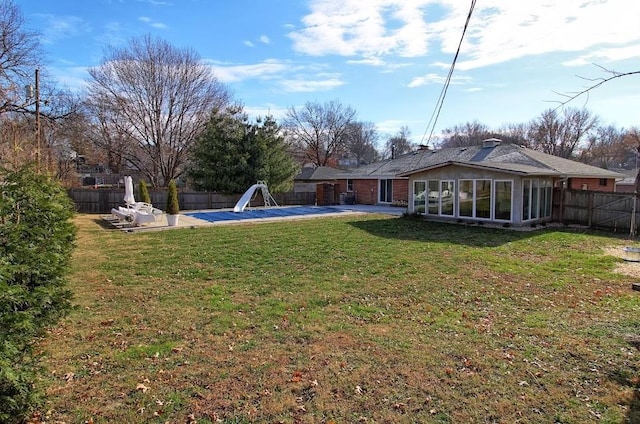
[{"xmin": 401, "ymin": 163, "xmax": 555, "ymax": 227}]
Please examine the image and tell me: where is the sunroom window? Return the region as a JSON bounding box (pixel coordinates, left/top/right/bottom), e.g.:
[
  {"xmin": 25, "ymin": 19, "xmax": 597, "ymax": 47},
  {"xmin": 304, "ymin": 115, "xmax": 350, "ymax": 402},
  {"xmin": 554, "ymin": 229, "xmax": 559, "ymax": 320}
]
[
  {"xmin": 522, "ymin": 178, "xmax": 552, "ymax": 221},
  {"xmin": 494, "ymin": 180, "xmax": 512, "ymax": 221},
  {"xmin": 458, "ymin": 179, "xmax": 497, "ymax": 220},
  {"xmin": 413, "ymin": 181, "xmax": 426, "ymax": 214}
]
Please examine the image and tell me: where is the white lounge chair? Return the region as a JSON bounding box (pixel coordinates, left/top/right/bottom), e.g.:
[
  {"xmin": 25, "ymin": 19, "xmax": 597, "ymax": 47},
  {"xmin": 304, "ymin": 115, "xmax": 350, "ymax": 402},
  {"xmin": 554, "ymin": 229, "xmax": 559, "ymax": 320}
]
[
  {"xmin": 111, "ymin": 204, "xmax": 163, "ymax": 226},
  {"xmin": 111, "ymin": 176, "xmax": 165, "ymax": 226}
]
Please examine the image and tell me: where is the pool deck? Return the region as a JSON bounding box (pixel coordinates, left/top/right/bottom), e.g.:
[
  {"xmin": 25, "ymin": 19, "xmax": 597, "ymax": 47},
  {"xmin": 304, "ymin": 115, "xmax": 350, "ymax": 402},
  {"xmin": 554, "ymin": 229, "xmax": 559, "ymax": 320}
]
[{"xmin": 102, "ymin": 205, "xmax": 407, "ymax": 232}]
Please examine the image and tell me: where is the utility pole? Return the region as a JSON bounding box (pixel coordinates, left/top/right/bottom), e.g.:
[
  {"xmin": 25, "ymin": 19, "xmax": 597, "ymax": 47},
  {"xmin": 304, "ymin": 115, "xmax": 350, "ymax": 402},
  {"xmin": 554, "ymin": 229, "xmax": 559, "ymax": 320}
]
[{"xmin": 35, "ymin": 68, "xmax": 41, "ymax": 172}]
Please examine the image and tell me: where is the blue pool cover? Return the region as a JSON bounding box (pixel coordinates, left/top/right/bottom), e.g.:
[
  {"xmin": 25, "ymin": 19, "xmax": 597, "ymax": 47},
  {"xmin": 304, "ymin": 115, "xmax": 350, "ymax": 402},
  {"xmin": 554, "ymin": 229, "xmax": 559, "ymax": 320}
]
[{"xmin": 185, "ymin": 206, "xmax": 347, "ymax": 223}]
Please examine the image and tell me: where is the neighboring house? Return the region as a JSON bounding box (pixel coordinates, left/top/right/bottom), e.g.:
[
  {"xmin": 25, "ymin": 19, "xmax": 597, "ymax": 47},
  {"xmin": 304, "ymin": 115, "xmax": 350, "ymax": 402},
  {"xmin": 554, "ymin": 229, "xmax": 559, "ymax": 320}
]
[
  {"xmin": 337, "ymin": 139, "xmax": 623, "ymax": 227},
  {"xmin": 612, "ymin": 168, "xmax": 638, "ymax": 193}
]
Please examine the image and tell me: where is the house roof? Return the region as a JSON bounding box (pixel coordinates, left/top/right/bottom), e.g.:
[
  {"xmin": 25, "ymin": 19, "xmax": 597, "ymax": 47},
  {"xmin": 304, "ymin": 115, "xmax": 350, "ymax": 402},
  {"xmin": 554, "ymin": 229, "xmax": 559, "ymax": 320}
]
[
  {"xmin": 610, "ymin": 168, "xmax": 637, "ymax": 186},
  {"xmin": 295, "ymin": 166, "xmax": 345, "ymax": 181},
  {"xmin": 341, "ymin": 142, "xmax": 623, "ymax": 180}
]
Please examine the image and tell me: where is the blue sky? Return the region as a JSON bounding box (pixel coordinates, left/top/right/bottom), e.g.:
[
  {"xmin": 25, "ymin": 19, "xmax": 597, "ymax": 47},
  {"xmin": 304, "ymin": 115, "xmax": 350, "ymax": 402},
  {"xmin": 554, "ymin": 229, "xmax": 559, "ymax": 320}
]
[{"xmin": 16, "ymin": 0, "xmax": 640, "ymax": 146}]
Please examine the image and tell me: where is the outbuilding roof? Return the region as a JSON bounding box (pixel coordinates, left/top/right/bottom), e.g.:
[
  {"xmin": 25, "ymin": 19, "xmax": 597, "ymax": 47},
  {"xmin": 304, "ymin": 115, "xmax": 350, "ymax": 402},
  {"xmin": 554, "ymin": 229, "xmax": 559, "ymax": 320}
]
[
  {"xmin": 342, "ymin": 142, "xmax": 623, "ymax": 180},
  {"xmin": 295, "ymin": 166, "xmax": 345, "ymax": 181}
]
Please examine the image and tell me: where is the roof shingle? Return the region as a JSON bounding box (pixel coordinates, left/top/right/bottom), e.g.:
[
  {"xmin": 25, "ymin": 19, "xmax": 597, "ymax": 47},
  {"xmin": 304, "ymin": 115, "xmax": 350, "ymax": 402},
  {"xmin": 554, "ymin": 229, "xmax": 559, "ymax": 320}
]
[{"xmin": 344, "ymin": 143, "xmax": 622, "ymax": 179}]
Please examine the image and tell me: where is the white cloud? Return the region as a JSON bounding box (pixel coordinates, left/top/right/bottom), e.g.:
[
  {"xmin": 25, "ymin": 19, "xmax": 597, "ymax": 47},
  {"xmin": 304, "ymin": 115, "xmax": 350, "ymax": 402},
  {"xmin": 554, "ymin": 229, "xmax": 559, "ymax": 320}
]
[
  {"xmin": 35, "ymin": 14, "xmax": 91, "ymax": 44},
  {"xmin": 138, "ymin": 16, "xmax": 168, "ymax": 29},
  {"xmin": 407, "ymin": 73, "xmax": 472, "ymax": 88},
  {"xmin": 49, "ymin": 66, "xmax": 89, "ymax": 92},
  {"xmin": 207, "ymin": 59, "xmax": 296, "ymax": 83},
  {"xmin": 289, "ymin": 0, "xmax": 431, "ymax": 58},
  {"xmin": 289, "ymin": 0, "xmax": 640, "ymax": 72},
  {"xmin": 245, "ymin": 35, "xmax": 270, "ymax": 48},
  {"xmin": 346, "ymin": 57, "xmax": 412, "ymax": 73},
  {"xmin": 245, "ymin": 104, "xmax": 288, "ymax": 120},
  {"xmin": 207, "ymin": 58, "xmax": 342, "ymax": 93},
  {"xmin": 562, "ymin": 44, "xmax": 640, "ymax": 67},
  {"xmin": 279, "ymin": 74, "xmax": 345, "ymax": 92},
  {"xmin": 95, "ymin": 21, "xmax": 127, "ymax": 48},
  {"xmin": 136, "ymin": 0, "xmax": 170, "ymax": 5},
  {"xmin": 449, "ymin": 0, "xmax": 640, "ymax": 70},
  {"xmin": 375, "ymin": 119, "xmax": 425, "ymax": 139}
]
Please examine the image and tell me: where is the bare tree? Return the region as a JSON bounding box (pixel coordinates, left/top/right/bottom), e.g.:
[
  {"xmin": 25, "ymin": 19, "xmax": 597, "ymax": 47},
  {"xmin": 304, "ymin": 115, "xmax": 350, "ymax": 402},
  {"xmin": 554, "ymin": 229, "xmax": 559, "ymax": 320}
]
[
  {"xmin": 384, "ymin": 126, "xmax": 415, "ymax": 159},
  {"xmin": 343, "ymin": 121, "xmax": 379, "ymax": 166},
  {"xmin": 528, "ymin": 108, "xmax": 598, "ymax": 159},
  {"xmin": 0, "ymin": 0, "xmax": 43, "ymax": 116},
  {"xmin": 578, "ymin": 125, "xmax": 629, "ymax": 168},
  {"xmin": 284, "ymin": 99, "xmax": 356, "ymax": 167},
  {"xmin": 496, "ymin": 122, "xmax": 529, "ymax": 146},
  {"xmin": 82, "ymin": 99, "xmax": 135, "ymax": 173},
  {"xmin": 625, "ymin": 128, "xmax": 640, "ymax": 169},
  {"xmin": 437, "ymin": 121, "xmax": 492, "ymax": 148},
  {"xmin": 0, "ymin": 116, "xmax": 31, "ymax": 169},
  {"xmin": 555, "ymin": 64, "xmax": 640, "ymax": 108},
  {"xmin": 85, "ymin": 35, "xmax": 230, "ymax": 187}
]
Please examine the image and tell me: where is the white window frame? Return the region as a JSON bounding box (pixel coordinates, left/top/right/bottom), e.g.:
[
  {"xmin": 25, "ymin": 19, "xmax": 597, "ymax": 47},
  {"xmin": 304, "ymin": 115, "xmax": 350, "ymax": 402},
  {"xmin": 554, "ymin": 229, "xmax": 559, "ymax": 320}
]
[
  {"xmin": 522, "ymin": 178, "xmax": 552, "ymax": 221},
  {"xmin": 458, "ymin": 179, "xmax": 492, "ymax": 220},
  {"xmin": 493, "ymin": 180, "xmax": 513, "ymax": 222},
  {"xmin": 413, "ymin": 180, "xmax": 426, "ymax": 214},
  {"xmin": 379, "ymin": 179, "xmax": 393, "ymax": 203}
]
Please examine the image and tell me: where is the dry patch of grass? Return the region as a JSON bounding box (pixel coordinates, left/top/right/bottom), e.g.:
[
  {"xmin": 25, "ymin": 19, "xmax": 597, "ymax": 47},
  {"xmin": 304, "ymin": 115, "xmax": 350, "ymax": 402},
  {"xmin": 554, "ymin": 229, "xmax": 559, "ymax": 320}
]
[{"xmin": 35, "ymin": 214, "xmax": 639, "ymax": 423}]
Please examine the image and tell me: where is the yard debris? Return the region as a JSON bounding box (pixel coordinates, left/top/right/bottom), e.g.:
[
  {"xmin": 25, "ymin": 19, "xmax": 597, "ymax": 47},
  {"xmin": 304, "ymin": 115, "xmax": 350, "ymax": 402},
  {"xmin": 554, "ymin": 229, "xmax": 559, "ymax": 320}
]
[
  {"xmin": 136, "ymin": 383, "xmax": 149, "ymax": 393},
  {"xmin": 291, "ymin": 371, "xmax": 303, "ymax": 382}
]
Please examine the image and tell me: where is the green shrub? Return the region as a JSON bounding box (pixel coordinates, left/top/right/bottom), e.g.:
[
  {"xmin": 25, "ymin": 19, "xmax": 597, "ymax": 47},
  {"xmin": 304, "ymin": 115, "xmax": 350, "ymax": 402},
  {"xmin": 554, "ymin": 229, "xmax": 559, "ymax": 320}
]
[
  {"xmin": 139, "ymin": 180, "xmax": 151, "ymax": 204},
  {"xmin": 166, "ymin": 180, "xmax": 179, "ymax": 215},
  {"xmin": 0, "ymin": 167, "xmax": 76, "ymax": 423}
]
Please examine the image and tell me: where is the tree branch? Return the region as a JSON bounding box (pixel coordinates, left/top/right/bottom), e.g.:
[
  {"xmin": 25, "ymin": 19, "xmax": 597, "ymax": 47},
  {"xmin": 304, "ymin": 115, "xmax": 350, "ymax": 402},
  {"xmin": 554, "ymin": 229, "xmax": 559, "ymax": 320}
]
[{"xmin": 551, "ymin": 64, "xmax": 640, "ymax": 109}]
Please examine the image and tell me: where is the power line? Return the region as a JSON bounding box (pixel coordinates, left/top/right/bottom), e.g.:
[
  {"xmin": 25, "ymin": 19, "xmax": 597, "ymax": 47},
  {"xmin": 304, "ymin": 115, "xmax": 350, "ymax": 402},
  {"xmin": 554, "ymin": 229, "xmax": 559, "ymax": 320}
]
[{"xmin": 421, "ymin": 0, "xmax": 477, "ymax": 146}]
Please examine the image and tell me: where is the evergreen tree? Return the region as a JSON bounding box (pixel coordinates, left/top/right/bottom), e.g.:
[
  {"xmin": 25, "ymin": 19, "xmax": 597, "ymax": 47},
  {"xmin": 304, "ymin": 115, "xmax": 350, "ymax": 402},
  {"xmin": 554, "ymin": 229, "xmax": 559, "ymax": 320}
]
[
  {"xmin": 251, "ymin": 115, "xmax": 299, "ymax": 193},
  {"xmin": 188, "ymin": 107, "xmax": 298, "ymax": 194},
  {"xmin": 138, "ymin": 180, "xmax": 151, "ymax": 204},
  {"xmin": 0, "ymin": 166, "xmax": 76, "ymax": 422}
]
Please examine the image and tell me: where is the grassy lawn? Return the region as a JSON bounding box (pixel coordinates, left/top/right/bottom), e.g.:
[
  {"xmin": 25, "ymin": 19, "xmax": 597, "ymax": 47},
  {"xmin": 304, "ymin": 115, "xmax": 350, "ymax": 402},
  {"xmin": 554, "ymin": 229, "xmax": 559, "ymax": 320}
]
[{"xmin": 36, "ymin": 214, "xmax": 639, "ymax": 423}]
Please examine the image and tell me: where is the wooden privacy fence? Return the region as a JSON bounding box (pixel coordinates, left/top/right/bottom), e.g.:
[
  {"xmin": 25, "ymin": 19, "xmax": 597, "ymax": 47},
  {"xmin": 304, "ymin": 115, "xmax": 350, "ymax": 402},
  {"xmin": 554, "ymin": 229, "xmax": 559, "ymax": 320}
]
[
  {"xmin": 553, "ymin": 188, "xmax": 640, "ymax": 234},
  {"xmin": 68, "ymin": 188, "xmax": 317, "ymax": 214},
  {"xmin": 70, "ymin": 186, "xmax": 640, "ymax": 234}
]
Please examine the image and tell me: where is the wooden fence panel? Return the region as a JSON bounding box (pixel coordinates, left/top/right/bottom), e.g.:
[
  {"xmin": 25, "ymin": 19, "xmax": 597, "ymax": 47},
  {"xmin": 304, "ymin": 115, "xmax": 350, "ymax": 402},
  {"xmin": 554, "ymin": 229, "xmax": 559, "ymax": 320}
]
[
  {"xmin": 70, "ymin": 186, "xmax": 636, "ymax": 234},
  {"xmin": 67, "ymin": 188, "xmax": 317, "ymax": 214},
  {"xmin": 555, "ymin": 188, "xmax": 638, "ymax": 234}
]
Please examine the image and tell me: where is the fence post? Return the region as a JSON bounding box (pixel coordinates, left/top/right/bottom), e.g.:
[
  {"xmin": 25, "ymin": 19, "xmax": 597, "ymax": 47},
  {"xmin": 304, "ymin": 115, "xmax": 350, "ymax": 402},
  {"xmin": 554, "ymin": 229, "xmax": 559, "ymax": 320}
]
[
  {"xmin": 587, "ymin": 192, "xmax": 593, "ymax": 228},
  {"xmin": 631, "ymin": 193, "xmax": 637, "ymax": 237},
  {"xmin": 101, "ymin": 189, "xmax": 109, "ymax": 214},
  {"xmin": 559, "ymin": 186, "xmax": 565, "ymax": 224}
]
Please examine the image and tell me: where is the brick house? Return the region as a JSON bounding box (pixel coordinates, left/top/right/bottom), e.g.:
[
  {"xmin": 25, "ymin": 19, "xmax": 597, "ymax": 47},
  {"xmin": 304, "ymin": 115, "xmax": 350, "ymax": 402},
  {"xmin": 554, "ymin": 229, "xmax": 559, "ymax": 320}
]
[{"xmin": 337, "ymin": 139, "xmax": 622, "ymax": 227}]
